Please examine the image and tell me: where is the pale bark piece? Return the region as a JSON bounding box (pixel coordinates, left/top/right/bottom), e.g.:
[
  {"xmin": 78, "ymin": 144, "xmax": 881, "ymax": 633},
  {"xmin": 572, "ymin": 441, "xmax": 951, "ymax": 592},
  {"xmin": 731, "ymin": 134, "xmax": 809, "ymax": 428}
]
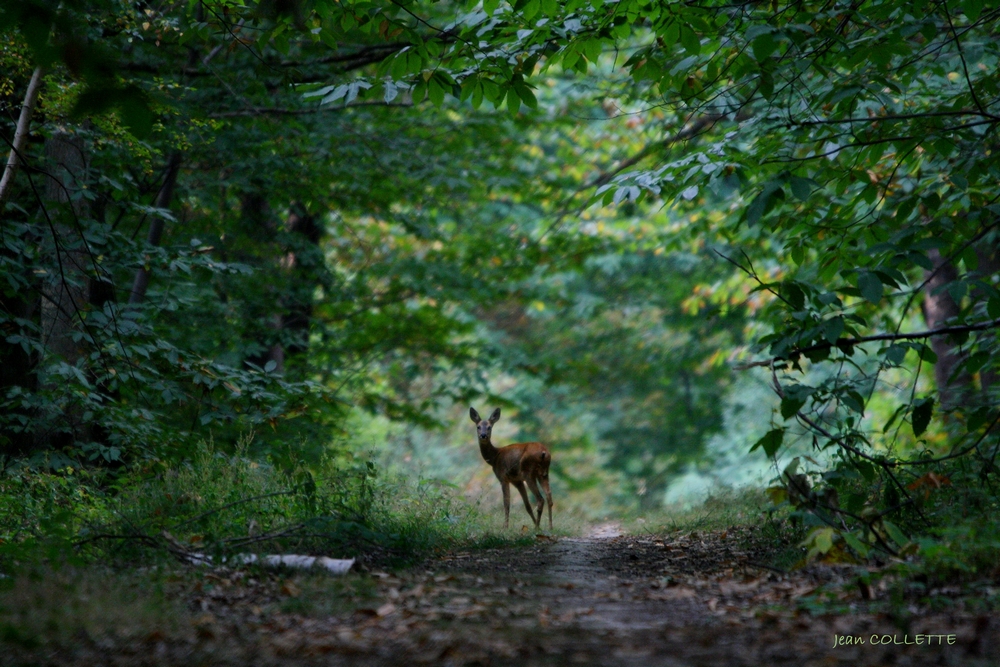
[{"xmin": 182, "ymin": 551, "xmax": 355, "ymax": 574}]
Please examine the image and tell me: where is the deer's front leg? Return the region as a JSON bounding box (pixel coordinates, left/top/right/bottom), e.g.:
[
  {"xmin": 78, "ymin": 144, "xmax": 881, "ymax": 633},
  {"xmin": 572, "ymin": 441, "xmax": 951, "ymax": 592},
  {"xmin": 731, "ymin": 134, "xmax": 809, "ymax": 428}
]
[{"xmin": 501, "ymin": 479, "xmax": 511, "ymax": 529}]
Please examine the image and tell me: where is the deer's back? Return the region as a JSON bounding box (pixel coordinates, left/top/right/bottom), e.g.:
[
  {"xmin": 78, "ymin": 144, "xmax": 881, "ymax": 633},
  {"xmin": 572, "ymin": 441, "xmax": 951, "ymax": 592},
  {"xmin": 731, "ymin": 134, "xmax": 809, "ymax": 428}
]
[{"xmin": 494, "ymin": 441, "xmax": 550, "ymax": 481}]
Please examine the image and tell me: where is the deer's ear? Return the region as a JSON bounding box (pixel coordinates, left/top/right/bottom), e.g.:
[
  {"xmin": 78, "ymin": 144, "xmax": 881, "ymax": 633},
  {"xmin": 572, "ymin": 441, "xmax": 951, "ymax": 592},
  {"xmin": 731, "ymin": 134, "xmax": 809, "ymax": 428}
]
[
  {"xmin": 489, "ymin": 408, "xmax": 501, "ymax": 424},
  {"xmin": 470, "ymin": 407, "xmax": 481, "ymax": 423}
]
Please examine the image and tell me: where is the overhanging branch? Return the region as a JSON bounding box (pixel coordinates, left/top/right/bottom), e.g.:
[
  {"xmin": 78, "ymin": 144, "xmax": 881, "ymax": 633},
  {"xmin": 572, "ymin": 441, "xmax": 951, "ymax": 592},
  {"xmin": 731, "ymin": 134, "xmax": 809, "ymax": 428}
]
[{"xmin": 735, "ymin": 317, "xmax": 1000, "ymax": 370}]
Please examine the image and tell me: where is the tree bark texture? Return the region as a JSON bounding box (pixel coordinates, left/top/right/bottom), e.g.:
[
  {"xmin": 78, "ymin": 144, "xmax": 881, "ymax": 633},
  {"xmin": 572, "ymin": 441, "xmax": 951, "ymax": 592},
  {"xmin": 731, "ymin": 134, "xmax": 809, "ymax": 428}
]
[
  {"xmin": 922, "ymin": 248, "xmax": 970, "ymax": 408},
  {"xmin": 33, "ymin": 131, "xmax": 91, "ymax": 449},
  {"xmin": 40, "ymin": 131, "xmax": 89, "ymax": 365},
  {"xmin": 241, "ymin": 192, "xmax": 286, "ymax": 374},
  {"xmin": 281, "ymin": 206, "xmax": 322, "ymax": 361}
]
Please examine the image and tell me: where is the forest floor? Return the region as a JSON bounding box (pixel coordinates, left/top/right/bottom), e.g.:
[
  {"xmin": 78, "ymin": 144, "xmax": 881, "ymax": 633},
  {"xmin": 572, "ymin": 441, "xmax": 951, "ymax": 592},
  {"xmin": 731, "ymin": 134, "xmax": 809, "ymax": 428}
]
[{"xmin": 5, "ymin": 523, "xmax": 999, "ymax": 666}]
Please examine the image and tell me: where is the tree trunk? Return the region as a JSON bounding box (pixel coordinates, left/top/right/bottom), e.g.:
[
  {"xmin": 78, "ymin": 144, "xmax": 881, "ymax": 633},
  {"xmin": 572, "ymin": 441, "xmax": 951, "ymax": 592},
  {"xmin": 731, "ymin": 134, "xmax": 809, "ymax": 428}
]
[
  {"xmin": 35, "ymin": 131, "xmax": 91, "ymax": 449},
  {"xmin": 922, "ymin": 248, "xmax": 970, "ymax": 408},
  {"xmin": 0, "ymin": 257, "xmax": 41, "ymax": 455},
  {"xmin": 129, "ymin": 152, "xmax": 182, "ymax": 305},
  {"xmin": 240, "ymin": 192, "xmax": 286, "ymax": 373},
  {"xmin": 40, "ymin": 132, "xmax": 89, "ymax": 365},
  {"xmin": 281, "ymin": 206, "xmax": 322, "ymax": 362}
]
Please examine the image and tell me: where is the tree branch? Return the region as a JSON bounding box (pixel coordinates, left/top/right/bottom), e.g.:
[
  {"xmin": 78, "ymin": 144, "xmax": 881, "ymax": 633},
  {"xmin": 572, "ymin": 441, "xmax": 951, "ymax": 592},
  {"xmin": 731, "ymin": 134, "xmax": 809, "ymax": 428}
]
[
  {"xmin": 208, "ymin": 101, "xmax": 413, "ymax": 118},
  {"xmin": 786, "ymin": 109, "xmax": 1000, "ymax": 127},
  {"xmin": 586, "ymin": 113, "xmax": 725, "ymax": 190},
  {"xmin": 735, "ymin": 317, "xmax": 1000, "ymax": 370}
]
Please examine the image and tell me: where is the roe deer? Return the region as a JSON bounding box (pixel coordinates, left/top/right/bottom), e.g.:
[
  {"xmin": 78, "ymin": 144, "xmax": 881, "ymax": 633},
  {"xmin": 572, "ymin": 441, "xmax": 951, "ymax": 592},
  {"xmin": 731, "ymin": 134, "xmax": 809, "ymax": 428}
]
[{"xmin": 470, "ymin": 407, "xmax": 553, "ymax": 530}]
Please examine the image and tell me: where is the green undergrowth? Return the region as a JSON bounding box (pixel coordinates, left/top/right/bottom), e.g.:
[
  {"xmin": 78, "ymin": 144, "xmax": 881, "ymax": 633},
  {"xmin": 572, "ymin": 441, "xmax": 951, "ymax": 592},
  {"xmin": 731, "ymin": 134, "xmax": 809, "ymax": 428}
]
[
  {"xmin": 0, "ymin": 439, "xmax": 528, "ymax": 573},
  {"xmin": 621, "ymin": 487, "xmax": 805, "ymax": 571}
]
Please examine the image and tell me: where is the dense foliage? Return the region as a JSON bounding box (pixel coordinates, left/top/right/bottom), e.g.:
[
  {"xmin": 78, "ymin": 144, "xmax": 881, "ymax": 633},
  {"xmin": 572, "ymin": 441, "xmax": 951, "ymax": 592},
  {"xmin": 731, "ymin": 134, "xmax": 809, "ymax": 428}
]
[{"xmin": 3, "ymin": 0, "xmax": 1000, "ymax": 571}]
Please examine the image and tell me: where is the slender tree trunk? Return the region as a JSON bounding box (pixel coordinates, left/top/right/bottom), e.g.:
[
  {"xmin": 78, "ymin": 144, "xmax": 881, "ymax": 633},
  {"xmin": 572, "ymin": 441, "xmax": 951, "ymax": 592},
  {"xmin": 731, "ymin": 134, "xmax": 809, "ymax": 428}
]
[
  {"xmin": 0, "ymin": 66, "xmax": 44, "ymax": 204},
  {"xmin": 129, "ymin": 152, "xmax": 182, "ymax": 305},
  {"xmin": 975, "ymin": 242, "xmax": 1000, "ymax": 395},
  {"xmin": 240, "ymin": 192, "xmax": 285, "ymax": 373},
  {"xmin": 0, "ymin": 257, "xmax": 41, "ymax": 455},
  {"xmin": 922, "ymin": 248, "xmax": 970, "ymax": 408},
  {"xmin": 281, "ymin": 206, "xmax": 322, "ymax": 363}
]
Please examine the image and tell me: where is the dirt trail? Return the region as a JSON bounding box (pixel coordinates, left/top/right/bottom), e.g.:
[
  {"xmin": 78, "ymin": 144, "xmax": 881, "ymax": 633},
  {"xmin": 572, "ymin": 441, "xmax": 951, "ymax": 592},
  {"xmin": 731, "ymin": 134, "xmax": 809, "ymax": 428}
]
[
  {"xmin": 339, "ymin": 526, "xmax": 996, "ymax": 666},
  {"xmin": 9, "ymin": 527, "xmax": 999, "ymax": 666}
]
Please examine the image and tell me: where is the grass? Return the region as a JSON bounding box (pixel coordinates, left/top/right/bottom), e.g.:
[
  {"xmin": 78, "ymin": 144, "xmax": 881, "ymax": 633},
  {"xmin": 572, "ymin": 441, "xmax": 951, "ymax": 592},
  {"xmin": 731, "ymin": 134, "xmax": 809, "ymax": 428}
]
[{"xmin": 0, "ymin": 438, "xmax": 535, "ymax": 574}]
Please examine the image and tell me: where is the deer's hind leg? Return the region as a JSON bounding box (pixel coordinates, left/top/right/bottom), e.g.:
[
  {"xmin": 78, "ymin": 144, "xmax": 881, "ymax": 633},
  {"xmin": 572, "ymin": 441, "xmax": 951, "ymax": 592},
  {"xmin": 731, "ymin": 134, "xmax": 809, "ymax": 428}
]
[
  {"xmin": 540, "ymin": 474, "xmax": 553, "ymax": 529},
  {"xmin": 513, "ymin": 481, "xmax": 537, "ymax": 527},
  {"xmin": 526, "ymin": 477, "xmax": 545, "ymax": 529}
]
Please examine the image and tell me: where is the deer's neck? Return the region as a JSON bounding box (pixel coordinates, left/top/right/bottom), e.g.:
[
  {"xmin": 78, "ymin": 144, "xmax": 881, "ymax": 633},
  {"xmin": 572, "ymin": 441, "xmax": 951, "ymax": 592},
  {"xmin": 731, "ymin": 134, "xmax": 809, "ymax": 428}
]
[{"xmin": 478, "ymin": 437, "xmax": 499, "ymax": 465}]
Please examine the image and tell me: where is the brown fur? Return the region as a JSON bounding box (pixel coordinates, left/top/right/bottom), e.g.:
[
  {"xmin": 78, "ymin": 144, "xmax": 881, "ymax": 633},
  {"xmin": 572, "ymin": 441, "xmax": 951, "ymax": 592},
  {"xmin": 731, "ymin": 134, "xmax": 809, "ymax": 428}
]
[{"xmin": 470, "ymin": 407, "xmax": 553, "ymax": 530}]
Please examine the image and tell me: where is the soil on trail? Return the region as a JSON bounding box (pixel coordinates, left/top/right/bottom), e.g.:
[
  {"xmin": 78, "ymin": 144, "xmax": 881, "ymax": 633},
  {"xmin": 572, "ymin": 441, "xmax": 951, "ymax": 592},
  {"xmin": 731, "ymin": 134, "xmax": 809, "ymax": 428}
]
[{"xmin": 10, "ymin": 526, "xmax": 999, "ymax": 666}]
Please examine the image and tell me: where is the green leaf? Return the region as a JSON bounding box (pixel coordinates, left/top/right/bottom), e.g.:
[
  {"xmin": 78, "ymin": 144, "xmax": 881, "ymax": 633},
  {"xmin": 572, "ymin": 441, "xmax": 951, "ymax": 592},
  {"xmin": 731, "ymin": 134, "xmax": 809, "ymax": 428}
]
[
  {"xmin": 842, "ymin": 390, "xmax": 865, "ymax": 414},
  {"xmin": 428, "ymin": 78, "xmax": 445, "ymax": 106},
  {"xmin": 802, "ymin": 526, "xmax": 836, "ymax": 560},
  {"xmin": 916, "ymin": 343, "xmax": 938, "ymax": 364},
  {"xmin": 882, "ymin": 520, "xmax": 909, "ymax": 549},
  {"xmin": 911, "ymin": 397, "xmax": 934, "ymax": 437},
  {"xmin": 758, "ymin": 70, "xmax": 774, "ymax": 99},
  {"xmin": 752, "ymin": 33, "xmax": 777, "ymax": 61},
  {"xmin": 842, "ymin": 531, "xmax": 869, "ymax": 558},
  {"xmin": 746, "ymin": 182, "xmax": 783, "ymax": 226},
  {"xmin": 506, "ymin": 87, "xmax": 520, "ymax": 115},
  {"xmin": 963, "ymin": 0, "xmax": 986, "ymax": 21},
  {"xmin": 857, "ymin": 272, "xmax": 882, "ymax": 304},
  {"xmin": 789, "ymin": 177, "xmax": 813, "ymax": 201},
  {"xmin": 512, "ymin": 79, "xmax": 537, "ymax": 108},
  {"xmin": 854, "ymin": 459, "xmax": 876, "ymax": 482},
  {"xmin": 882, "ymin": 344, "xmax": 907, "ymax": 366},
  {"xmin": 780, "ymin": 396, "xmax": 804, "ymax": 420},
  {"xmin": 823, "ymin": 317, "xmax": 844, "ymax": 344},
  {"xmin": 680, "ymin": 26, "xmax": 701, "ymax": 55},
  {"xmin": 782, "ymin": 282, "xmax": 805, "ymax": 310},
  {"xmin": 966, "ymin": 350, "xmax": 991, "ymax": 374},
  {"xmin": 750, "ymin": 428, "xmax": 785, "ymax": 457},
  {"xmin": 895, "ymin": 197, "xmax": 917, "ymax": 223},
  {"xmin": 581, "ymin": 39, "xmax": 602, "ymax": 63},
  {"xmin": 412, "ymin": 80, "xmax": 427, "ymax": 103}
]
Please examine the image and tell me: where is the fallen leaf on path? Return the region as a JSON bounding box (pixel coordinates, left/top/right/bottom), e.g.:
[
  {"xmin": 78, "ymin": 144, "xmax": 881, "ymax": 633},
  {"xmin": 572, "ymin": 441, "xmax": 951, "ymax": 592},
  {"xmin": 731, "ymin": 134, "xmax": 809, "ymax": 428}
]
[{"xmin": 646, "ymin": 586, "xmax": 697, "ymax": 600}]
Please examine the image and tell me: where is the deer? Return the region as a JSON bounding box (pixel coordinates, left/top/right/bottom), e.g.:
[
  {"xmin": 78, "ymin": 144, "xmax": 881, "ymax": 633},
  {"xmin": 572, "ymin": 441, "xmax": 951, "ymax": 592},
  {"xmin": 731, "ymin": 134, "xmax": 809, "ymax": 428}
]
[{"xmin": 470, "ymin": 407, "xmax": 553, "ymax": 530}]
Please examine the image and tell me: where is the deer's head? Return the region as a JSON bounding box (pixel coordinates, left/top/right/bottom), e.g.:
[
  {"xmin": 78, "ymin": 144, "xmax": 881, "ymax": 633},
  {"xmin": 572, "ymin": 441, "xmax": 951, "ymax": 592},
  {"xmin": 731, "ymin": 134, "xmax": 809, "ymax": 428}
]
[{"xmin": 469, "ymin": 407, "xmax": 501, "ymax": 442}]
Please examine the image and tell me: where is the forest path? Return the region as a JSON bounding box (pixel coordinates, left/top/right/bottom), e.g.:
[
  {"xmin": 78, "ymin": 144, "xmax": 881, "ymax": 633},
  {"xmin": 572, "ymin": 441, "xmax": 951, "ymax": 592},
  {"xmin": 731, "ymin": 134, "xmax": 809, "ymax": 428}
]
[
  {"xmin": 16, "ymin": 527, "xmax": 996, "ymax": 666},
  {"xmin": 235, "ymin": 526, "xmax": 991, "ymax": 666}
]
